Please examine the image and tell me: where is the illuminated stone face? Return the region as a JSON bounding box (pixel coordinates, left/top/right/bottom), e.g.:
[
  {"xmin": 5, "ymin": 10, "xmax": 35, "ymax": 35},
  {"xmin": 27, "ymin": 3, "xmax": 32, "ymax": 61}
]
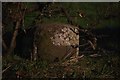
[
  {"xmin": 50, "ymin": 26, "xmax": 79, "ymax": 47},
  {"xmin": 35, "ymin": 24, "xmax": 79, "ymax": 62}
]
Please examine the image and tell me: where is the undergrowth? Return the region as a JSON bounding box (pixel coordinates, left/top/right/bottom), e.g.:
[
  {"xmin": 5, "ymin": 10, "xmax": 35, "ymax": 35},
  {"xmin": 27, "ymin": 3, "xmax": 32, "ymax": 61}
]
[{"xmin": 2, "ymin": 53, "xmax": 120, "ymax": 79}]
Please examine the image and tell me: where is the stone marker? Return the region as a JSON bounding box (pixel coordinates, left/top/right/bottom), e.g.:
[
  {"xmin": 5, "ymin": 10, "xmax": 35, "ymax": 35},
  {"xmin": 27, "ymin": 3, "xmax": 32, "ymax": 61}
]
[{"xmin": 34, "ymin": 23, "xmax": 79, "ymax": 62}]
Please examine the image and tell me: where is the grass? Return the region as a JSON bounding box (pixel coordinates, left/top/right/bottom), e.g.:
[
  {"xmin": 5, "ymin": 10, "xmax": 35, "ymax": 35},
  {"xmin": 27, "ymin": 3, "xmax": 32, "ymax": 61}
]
[{"xmin": 2, "ymin": 51, "xmax": 120, "ymax": 78}]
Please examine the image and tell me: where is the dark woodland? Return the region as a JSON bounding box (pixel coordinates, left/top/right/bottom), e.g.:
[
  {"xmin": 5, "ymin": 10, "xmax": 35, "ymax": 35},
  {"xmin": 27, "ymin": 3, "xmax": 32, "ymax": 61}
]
[{"xmin": 2, "ymin": 2, "xmax": 120, "ymax": 79}]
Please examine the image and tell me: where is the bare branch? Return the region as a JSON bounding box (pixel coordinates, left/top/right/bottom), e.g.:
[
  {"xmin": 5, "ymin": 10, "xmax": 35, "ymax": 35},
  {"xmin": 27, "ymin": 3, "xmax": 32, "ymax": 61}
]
[
  {"xmin": 88, "ymin": 40, "xmax": 96, "ymax": 50},
  {"xmin": 7, "ymin": 3, "xmax": 27, "ymax": 55},
  {"xmin": 60, "ymin": 7, "xmax": 73, "ymax": 25},
  {"xmin": 2, "ymin": 65, "xmax": 12, "ymax": 74},
  {"xmin": 2, "ymin": 39, "xmax": 8, "ymax": 51},
  {"xmin": 7, "ymin": 21, "xmax": 20, "ymax": 54}
]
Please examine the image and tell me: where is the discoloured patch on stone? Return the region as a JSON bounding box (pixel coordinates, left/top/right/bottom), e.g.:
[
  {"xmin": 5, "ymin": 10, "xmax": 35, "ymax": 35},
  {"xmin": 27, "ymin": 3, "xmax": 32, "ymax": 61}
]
[{"xmin": 35, "ymin": 23, "xmax": 79, "ymax": 62}]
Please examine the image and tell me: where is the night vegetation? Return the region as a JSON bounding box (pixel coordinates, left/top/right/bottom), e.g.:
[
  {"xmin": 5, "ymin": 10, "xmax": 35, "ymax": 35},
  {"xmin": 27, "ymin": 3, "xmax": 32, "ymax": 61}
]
[{"xmin": 2, "ymin": 2, "xmax": 120, "ymax": 79}]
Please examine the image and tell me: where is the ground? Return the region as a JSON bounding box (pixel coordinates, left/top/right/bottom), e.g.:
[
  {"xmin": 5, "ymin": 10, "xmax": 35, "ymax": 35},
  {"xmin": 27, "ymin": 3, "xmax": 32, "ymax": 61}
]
[{"xmin": 2, "ymin": 52, "xmax": 120, "ymax": 78}]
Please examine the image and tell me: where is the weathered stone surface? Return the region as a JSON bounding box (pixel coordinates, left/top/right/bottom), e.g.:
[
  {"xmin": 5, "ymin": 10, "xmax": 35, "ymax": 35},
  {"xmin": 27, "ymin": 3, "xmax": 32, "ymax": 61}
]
[{"xmin": 35, "ymin": 23, "xmax": 79, "ymax": 62}]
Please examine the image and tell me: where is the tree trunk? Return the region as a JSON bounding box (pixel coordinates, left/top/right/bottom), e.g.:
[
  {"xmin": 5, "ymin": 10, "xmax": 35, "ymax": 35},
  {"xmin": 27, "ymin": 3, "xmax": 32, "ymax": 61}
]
[{"xmin": 7, "ymin": 21, "xmax": 20, "ymax": 55}]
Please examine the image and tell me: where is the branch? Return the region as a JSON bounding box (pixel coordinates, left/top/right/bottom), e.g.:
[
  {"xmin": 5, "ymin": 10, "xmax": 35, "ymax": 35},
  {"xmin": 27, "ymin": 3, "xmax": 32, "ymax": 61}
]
[
  {"xmin": 88, "ymin": 40, "xmax": 96, "ymax": 50},
  {"xmin": 2, "ymin": 65, "xmax": 12, "ymax": 73},
  {"xmin": 2, "ymin": 39, "xmax": 8, "ymax": 51},
  {"xmin": 79, "ymin": 43, "xmax": 89, "ymax": 47},
  {"xmin": 62, "ymin": 48, "xmax": 75, "ymax": 61},
  {"xmin": 7, "ymin": 21, "xmax": 21, "ymax": 54},
  {"xmin": 7, "ymin": 3, "xmax": 27, "ymax": 55},
  {"xmin": 60, "ymin": 7, "xmax": 73, "ymax": 25}
]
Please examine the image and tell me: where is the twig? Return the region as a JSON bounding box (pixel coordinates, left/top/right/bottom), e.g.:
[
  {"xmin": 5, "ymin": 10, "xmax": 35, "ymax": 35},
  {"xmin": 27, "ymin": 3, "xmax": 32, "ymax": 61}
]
[
  {"xmin": 62, "ymin": 49, "xmax": 73, "ymax": 61},
  {"xmin": 79, "ymin": 43, "xmax": 89, "ymax": 47},
  {"xmin": 89, "ymin": 54, "xmax": 101, "ymax": 57},
  {"xmin": 33, "ymin": 72, "xmax": 41, "ymax": 77},
  {"xmin": 70, "ymin": 54, "xmax": 84, "ymax": 60},
  {"xmin": 2, "ymin": 65, "xmax": 12, "ymax": 73},
  {"xmin": 60, "ymin": 7, "xmax": 73, "ymax": 25},
  {"xmin": 62, "ymin": 55, "xmax": 84, "ymax": 66},
  {"xmin": 2, "ymin": 39, "xmax": 8, "ymax": 51},
  {"xmin": 88, "ymin": 40, "xmax": 96, "ymax": 50}
]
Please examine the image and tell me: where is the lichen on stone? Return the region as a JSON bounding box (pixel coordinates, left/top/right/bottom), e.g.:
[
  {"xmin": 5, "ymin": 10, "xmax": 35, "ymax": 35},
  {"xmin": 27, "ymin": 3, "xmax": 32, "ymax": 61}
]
[{"xmin": 50, "ymin": 26, "xmax": 79, "ymax": 47}]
